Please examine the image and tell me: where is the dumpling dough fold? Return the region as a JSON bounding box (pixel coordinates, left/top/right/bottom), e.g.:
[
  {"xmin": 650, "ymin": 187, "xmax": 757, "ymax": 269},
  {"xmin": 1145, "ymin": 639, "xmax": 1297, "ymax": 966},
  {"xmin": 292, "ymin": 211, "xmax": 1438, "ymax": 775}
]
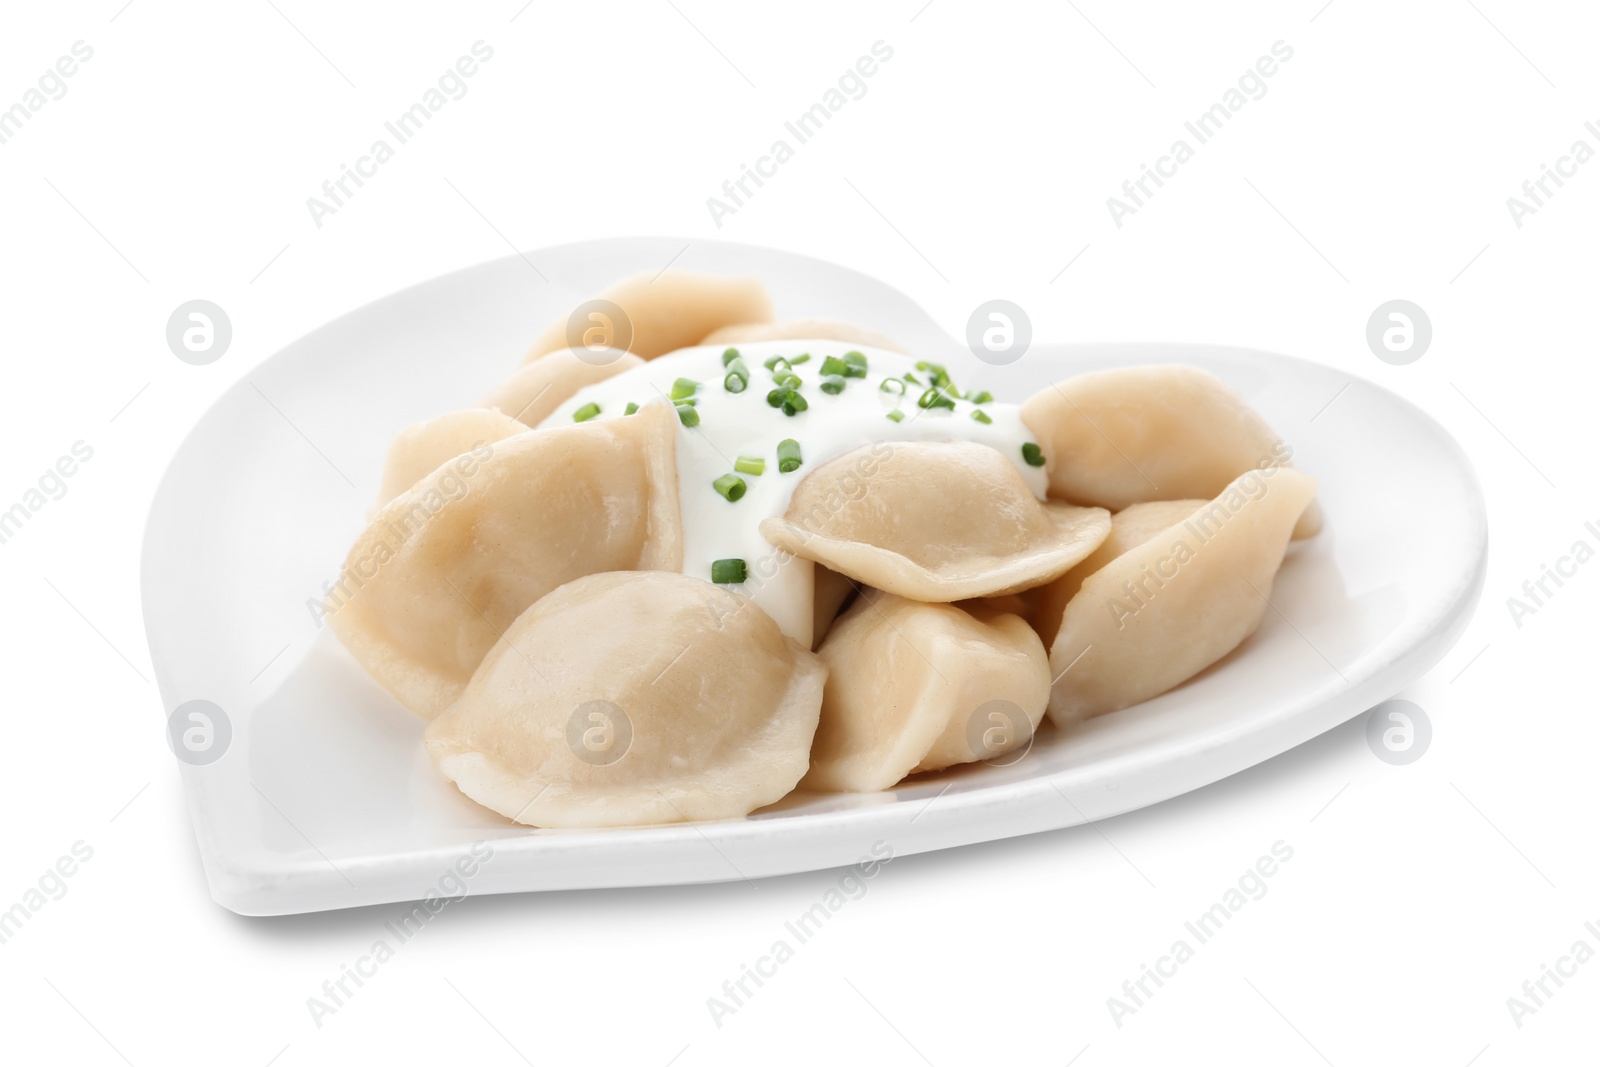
[
  {"xmin": 330, "ymin": 402, "xmax": 682, "ymax": 719},
  {"xmin": 375, "ymin": 408, "xmax": 528, "ymax": 508},
  {"xmin": 760, "ymin": 441, "xmax": 1110, "ymax": 602},
  {"xmin": 484, "ymin": 348, "xmax": 644, "ymax": 427},
  {"xmin": 526, "ymin": 270, "xmax": 773, "ymax": 362},
  {"xmin": 1046, "ymin": 467, "xmax": 1318, "ymax": 725},
  {"xmin": 425, "ymin": 571, "xmax": 826, "ymax": 827},
  {"xmin": 1020, "ymin": 364, "xmax": 1322, "ymax": 539},
  {"xmin": 805, "ymin": 592, "xmax": 1049, "ymax": 793}
]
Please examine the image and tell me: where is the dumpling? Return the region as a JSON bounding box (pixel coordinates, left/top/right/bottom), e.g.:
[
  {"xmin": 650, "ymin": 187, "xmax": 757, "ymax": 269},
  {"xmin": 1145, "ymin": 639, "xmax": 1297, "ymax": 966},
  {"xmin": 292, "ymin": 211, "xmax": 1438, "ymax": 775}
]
[
  {"xmin": 424, "ymin": 570, "xmax": 826, "ymax": 827},
  {"xmin": 804, "ymin": 592, "xmax": 1049, "ymax": 792},
  {"xmin": 328, "ymin": 402, "xmax": 682, "ymax": 719},
  {"xmin": 525, "ymin": 270, "xmax": 773, "ymax": 362},
  {"xmin": 1046, "ymin": 467, "xmax": 1317, "ymax": 725},
  {"xmin": 483, "ymin": 348, "xmax": 644, "ymax": 427},
  {"xmin": 759, "ymin": 441, "xmax": 1111, "ymax": 602},
  {"xmin": 1032, "ymin": 499, "xmax": 1205, "ymax": 648},
  {"xmin": 700, "ymin": 319, "xmax": 906, "ymax": 353},
  {"xmin": 1020, "ymin": 365, "xmax": 1322, "ymax": 539},
  {"xmin": 375, "ymin": 408, "xmax": 528, "ymax": 507}
]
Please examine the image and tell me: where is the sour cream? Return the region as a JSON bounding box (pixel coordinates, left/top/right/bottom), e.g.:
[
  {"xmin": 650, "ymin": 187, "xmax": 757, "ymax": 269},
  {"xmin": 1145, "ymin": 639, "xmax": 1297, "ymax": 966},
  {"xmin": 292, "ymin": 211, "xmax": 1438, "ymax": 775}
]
[{"xmin": 541, "ymin": 341, "xmax": 1045, "ymax": 644}]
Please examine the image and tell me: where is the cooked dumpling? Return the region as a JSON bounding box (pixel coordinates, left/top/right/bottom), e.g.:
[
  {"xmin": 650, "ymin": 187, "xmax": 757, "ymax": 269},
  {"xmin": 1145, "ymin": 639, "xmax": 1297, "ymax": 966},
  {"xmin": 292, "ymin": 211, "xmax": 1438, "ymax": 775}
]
[
  {"xmin": 1020, "ymin": 365, "xmax": 1322, "ymax": 539},
  {"xmin": 484, "ymin": 348, "xmax": 644, "ymax": 427},
  {"xmin": 700, "ymin": 318, "xmax": 906, "ymax": 353},
  {"xmin": 374, "ymin": 408, "xmax": 528, "ymax": 508},
  {"xmin": 526, "ymin": 270, "xmax": 773, "ymax": 362},
  {"xmin": 760, "ymin": 441, "xmax": 1111, "ymax": 602},
  {"xmin": 425, "ymin": 570, "xmax": 826, "ymax": 827},
  {"xmin": 804, "ymin": 592, "xmax": 1049, "ymax": 792},
  {"xmin": 1046, "ymin": 467, "xmax": 1317, "ymax": 725},
  {"xmin": 1032, "ymin": 499, "xmax": 1205, "ymax": 648},
  {"xmin": 329, "ymin": 402, "xmax": 682, "ymax": 719}
]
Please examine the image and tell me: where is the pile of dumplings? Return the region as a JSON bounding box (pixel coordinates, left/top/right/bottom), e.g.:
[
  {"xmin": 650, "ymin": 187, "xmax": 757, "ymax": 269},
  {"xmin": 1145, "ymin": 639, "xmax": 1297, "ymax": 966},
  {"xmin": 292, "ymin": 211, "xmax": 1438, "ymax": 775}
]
[{"xmin": 329, "ymin": 270, "xmax": 1322, "ymax": 829}]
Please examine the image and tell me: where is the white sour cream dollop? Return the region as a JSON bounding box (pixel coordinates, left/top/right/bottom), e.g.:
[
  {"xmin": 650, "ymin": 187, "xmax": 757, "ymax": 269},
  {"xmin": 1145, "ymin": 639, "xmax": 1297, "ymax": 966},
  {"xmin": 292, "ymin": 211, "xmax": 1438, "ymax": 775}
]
[{"xmin": 540, "ymin": 341, "xmax": 1045, "ymax": 644}]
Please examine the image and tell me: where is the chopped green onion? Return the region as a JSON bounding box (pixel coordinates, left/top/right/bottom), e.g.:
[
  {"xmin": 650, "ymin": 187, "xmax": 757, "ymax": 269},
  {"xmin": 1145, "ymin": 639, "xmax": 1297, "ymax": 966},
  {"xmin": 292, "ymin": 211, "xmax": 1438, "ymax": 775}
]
[
  {"xmin": 820, "ymin": 375, "xmax": 846, "ymax": 395},
  {"xmin": 711, "ymin": 557, "xmax": 747, "ymax": 583},
  {"xmin": 967, "ymin": 390, "xmax": 993, "ymax": 404},
  {"xmin": 917, "ymin": 387, "xmax": 956, "ymax": 411},
  {"xmin": 721, "ymin": 347, "xmax": 741, "ymax": 367},
  {"xmin": 820, "ymin": 355, "xmax": 850, "ymax": 377},
  {"xmin": 623, "ymin": 401, "xmax": 639, "ymax": 416},
  {"xmin": 886, "ymin": 410, "xmax": 905, "ymax": 423},
  {"xmin": 842, "ymin": 351, "xmax": 868, "ymax": 377},
  {"xmin": 713, "ymin": 473, "xmax": 747, "ymax": 502},
  {"xmin": 780, "ymin": 391, "xmax": 808, "ymax": 416},
  {"xmin": 677, "ymin": 397, "xmax": 698, "ymax": 406},
  {"xmin": 879, "ymin": 377, "xmax": 907, "ymax": 396},
  {"xmin": 766, "ymin": 388, "xmax": 787, "ymax": 408},
  {"xmin": 773, "ymin": 370, "xmax": 802, "ymax": 388},
  {"xmin": 573, "ymin": 402, "xmax": 601, "ymax": 422},
  {"xmin": 723, "ymin": 356, "xmax": 749, "ymax": 392},
  {"xmin": 904, "ymin": 371, "xmax": 923, "ymax": 386},
  {"xmin": 790, "ymin": 353, "xmax": 811, "ymax": 365},
  {"xmin": 670, "ymin": 377, "xmax": 699, "ymax": 401},
  {"xmin": 971, "ymin": 409, "xmax": 993, "ymax": 425},
  {"xmin": 777, "ymin": 439, "xmax": 803, "ymax": 473},
  {"xmin": 764, "ymin": 355, "xmax": 791, "ymax": 372},
  {"xmin": 1022, "ymin": 442, "xmax": 1046, "ymax": 467},
  {"xmin": 676, "ymin": 403, "xmax": 700, "ymax": 428},
  {"xmin": 735, "ymin": 455, "xmax": 766, "ymax": 476}
]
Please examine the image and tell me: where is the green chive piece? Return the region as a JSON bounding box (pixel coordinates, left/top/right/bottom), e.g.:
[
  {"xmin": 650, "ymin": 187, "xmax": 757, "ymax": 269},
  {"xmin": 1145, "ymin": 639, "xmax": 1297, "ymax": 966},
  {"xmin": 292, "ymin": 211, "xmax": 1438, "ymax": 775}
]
[
  {"xmin": 766, "ymin": 388, "xmax": 786, "ymax": 408},
  {"xmin": 887, "ymin": 409, "xmax": 905, "ymax": 423},
  {"xmin": 879, "ymin": 377, "xmax": 906, "ymax": 396},
  {"xmin": 842, "ymin": 351, "xmax": 868, "ymax": 377},
  {"xmin": 916, "ymin": 387, "xmax": 956, "ymax": 411},
  {"xmin": 780, "ymin": 392, "xmax": 808, "ymax": 416},
  {"xmin": 773, "ymin": 371, "xmax": 802, "ymax": 388},
  {"xmin": 777, "ymin": 439, "xmax": 803, "ymax": 473},
  {"xmin": 764, "ymin": 355, "xmax": 791, "ymax": 372},
  {"xmin": 724, "ymin": 357, "xmax": 749, "ymax": 392},
  {"xmin": 971, "ymin": 409, "xmax": 993, "ymax": 425},
  {"xmin": 1022, "ymin": 442, "xmax": 1046, "ymax": 467},
  {"xmin": 623, "ymin": 401, "xmax": 639, "ymax": 415},
  {"xmin": 735, "ymin": 455, "xmax": 766, "ymax": 476},
  {"xmin": 711, "ymin": 557, "xmax": 747, "ymax": 583},
  {"xmin": 572, "ymin": 402, "xmax": 601, "ymax": 422},
  {"xmin": 967, "ymin": 390, "xmax": 994, "ymax": 404},
  {"xmin": 713, "ymin": 473, "xmax": 747, "ymax": 502},
  {"xmin": 676, "ymin": 403, "xmax": 700, "ymax": 427},
  {"xmin": 721, "ymin": 347, "xmax": 741, "ymax": 367},
  {"xmin": 820, "ymin": 355, "xmax": 850, "ymax": 377},
  {"xmin": 820, "ymin": 375, "xmax": 846, "ymax": 395},
  {"xmin": 670, "ymin": 377, "xmax": 699, "ymax": 401},
  {"xmin": 904, "ymin": 371, "xmax": 923, "ymax": 386},
  {"xmin": 790, "ymin": 353, "xmax": 811, "ymax": 365}
]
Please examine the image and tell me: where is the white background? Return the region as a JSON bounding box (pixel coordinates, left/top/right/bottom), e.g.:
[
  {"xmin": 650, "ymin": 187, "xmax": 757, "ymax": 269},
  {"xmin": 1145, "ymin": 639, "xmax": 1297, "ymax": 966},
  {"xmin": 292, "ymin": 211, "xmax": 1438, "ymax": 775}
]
[{"xmin": 1, "ymin": 1, "xmax": 1595, "ymax": 1063}]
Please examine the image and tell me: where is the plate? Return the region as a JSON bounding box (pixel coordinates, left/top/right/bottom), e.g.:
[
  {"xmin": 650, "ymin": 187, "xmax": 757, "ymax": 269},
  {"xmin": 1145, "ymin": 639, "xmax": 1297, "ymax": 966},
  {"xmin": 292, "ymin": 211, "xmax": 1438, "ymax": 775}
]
[{"xmin": 142, "ymin": 237, "xmax": 1487, "ymax": 915}]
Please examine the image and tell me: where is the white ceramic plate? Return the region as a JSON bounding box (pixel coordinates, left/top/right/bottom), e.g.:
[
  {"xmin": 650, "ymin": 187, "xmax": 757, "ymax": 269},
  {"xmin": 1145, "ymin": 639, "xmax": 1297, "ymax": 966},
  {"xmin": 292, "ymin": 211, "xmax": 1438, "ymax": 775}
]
[{"xmin": 143, "ymin": 238, "xmax": 1487, "ymax": 916}]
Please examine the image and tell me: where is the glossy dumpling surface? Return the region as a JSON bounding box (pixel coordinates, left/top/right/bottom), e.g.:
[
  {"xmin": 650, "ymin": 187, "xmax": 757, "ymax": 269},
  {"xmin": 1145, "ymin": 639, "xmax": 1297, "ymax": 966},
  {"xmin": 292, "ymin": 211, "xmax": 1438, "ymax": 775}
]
[
  {"xmin": 1020, "ymin": 364, "xmax": 1321, "ymax": 539},
  {"xmin": 425, "ymin": 570, "xmax": 826, "ymax": 827},
  {"xmin": 374, "ymin": 408, "xmax": 528, "ymax": 508},
  {"xmin": 1047, "ymin": 467, "xmax": 1317, "ymax": 726},
  {"xmin": 804, "ymin": 591, "xmax": 1049, "ymax": 792},
  {"xmin": 760, "ymin": 441, "xmax": 1110, "ymax": 602},
  {"xmin": 484, "ymin": 348, "xmax": 644, "ymax": 427},
  {"xmin": 526, "ymin": 270, "xmax": 773, "ymax": 362},
  {"xmin": 329, "ymin": 402, "xmax": 682, "ymax": 719},
  {"xmin": 700, "ymin": 318, "xmax": 907, "ymax": 353}
]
